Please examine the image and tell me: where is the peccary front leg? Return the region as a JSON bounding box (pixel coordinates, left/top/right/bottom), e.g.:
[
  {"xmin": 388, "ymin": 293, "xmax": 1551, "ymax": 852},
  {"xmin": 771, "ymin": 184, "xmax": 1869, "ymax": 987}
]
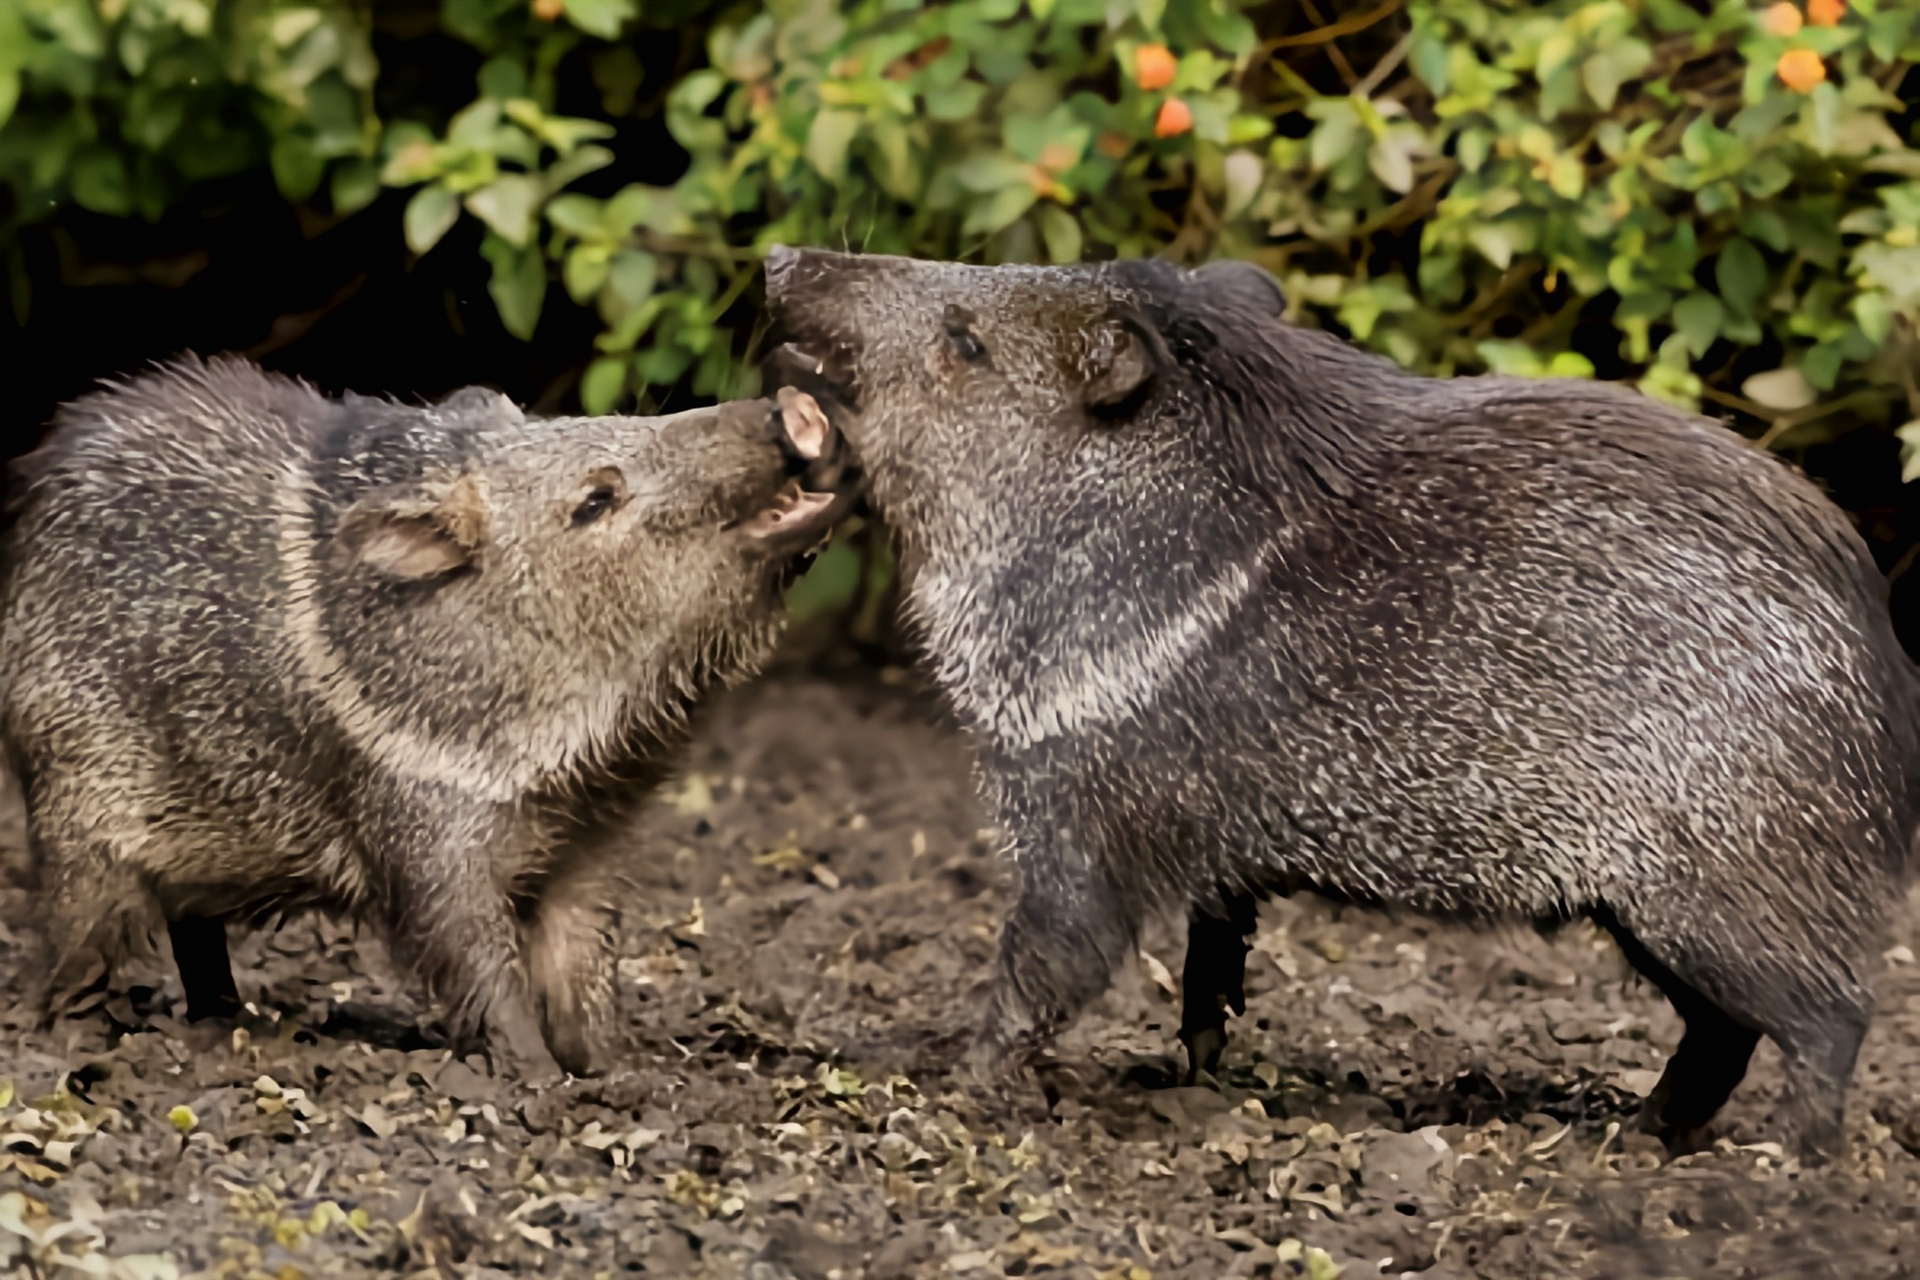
[
  {"xmin": 524, "ymin": 857, "xmax": 622, "ymax": 1077},
  {"xmin": 967, "ymin": 823, "xmax": 1137, "ymax": 1076},
  {"xmin": 168, "ymin": 915, "xmax": 242, "ymax": 1023},
  {"xmin": 362, "ymin": 793, "xmax": 562, "ymax": 1085},
  {"xmin": 1179, "ymin": 888, "xmax": 1259, "ymax": 1082},
  {"xmin": 31, "ymin": 804, "xmax": 157, "ymax": 1022}
]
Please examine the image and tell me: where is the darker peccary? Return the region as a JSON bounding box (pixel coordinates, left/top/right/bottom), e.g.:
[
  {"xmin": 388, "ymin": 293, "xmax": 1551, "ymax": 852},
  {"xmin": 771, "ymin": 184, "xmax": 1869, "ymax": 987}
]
[
  {"xmin": 763, "ymin": 246, "xmax": 1920, "ymax": 1163},
  {"xmin": 3, "ymin": 355, "xmax": 851, "ymax": 1081}
]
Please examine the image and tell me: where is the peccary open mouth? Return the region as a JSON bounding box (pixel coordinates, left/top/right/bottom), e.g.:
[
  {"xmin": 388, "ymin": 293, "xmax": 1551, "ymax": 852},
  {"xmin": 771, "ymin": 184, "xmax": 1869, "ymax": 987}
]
[
  {"xmin": 765, "ymin": 340, "xmax": 860, "ymax": 413},
  {"xmin": 730, "ymin": 388, "xmax": 860, "ymax": 550}
]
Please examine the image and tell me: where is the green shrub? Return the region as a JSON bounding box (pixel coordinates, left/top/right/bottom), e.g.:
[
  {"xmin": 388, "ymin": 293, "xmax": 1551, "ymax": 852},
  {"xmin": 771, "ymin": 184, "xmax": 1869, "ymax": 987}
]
[{"xmin": 5, "ymin": 0, "xmax": 1920, "ymax": 600}]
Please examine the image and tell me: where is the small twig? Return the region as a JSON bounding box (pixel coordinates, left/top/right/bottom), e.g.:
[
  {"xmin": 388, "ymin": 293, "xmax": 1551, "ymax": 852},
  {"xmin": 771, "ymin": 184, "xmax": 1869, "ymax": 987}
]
[
  {"xmin": 1261, "ymin": 0, "xmax": 1404, "ymax": 52},
  {"xmin": 1697, "ymin": 385, "xmax": 1773, "ymax": 420},
  {"xmin": 1755, "ymin": 389, "xmax": 1897, "ymax": 451},
  {"xmin": 635, "ymin": 231, "xmax": 761, "ymax": 265},
  {"xmin": 1297, "ymin": 0, "xmax": 1361, "ymax": 88},
  {"xmin": 245, "ymin": 273, "xmax": 369, "ymax": 360},
  {"xmin": 1352, "ymin": 30, "xmax": 1412, "ymax": 99}
]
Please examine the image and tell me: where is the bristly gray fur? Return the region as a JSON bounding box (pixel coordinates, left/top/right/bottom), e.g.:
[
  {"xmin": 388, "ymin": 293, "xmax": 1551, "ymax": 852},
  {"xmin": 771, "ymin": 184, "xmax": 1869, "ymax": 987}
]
[
  {"xmin": 764, "ymin": 247, "xmax": 1920, "ymax": 1164},
  {"xmin": 2, "ymin": 352, "xmax": 825, "ymax": 1080}
]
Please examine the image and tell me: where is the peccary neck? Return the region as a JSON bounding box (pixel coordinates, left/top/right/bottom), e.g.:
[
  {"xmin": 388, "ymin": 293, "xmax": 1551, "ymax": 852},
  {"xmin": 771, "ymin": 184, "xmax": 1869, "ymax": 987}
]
[{"xmin": 901, "ymin": 335, "xmax": 1417, "ymax": 758}]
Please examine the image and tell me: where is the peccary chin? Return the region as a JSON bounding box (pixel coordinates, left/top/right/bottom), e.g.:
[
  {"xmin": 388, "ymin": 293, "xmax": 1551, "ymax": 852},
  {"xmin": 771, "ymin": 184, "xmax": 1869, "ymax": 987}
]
[{"xmin": 765, "ymin": 247, "xmax": 1920, "ymax": 1162}]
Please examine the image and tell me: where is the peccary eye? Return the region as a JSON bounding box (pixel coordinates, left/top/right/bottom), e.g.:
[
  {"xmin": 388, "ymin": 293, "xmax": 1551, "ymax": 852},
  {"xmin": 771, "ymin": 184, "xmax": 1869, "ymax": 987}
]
[
  {"xmin": 571, "ymin": 486, "xmax": 618, "ymax": 527},
  {"xmin": 943, "ymin": 304, "xmax": 990, "ymax": 366}
]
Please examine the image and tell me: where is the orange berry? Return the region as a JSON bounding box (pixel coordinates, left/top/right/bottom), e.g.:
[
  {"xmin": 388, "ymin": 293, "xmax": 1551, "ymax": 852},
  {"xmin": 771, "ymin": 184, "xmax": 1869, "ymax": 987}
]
[
  {"xmin": 1134, "ymin": 44, "xmax": 1177, "ymax": 92},
  {"xmin": 1154, "ymin": 98, "xmax": 1193, "ymax": 139},
  {"xmin": 1776, "ymin": 47, "xmax": 1827, "ymax": 91},
  {"xmin": 531, "ymin": 0, "xmax": 563, "ymax": 19},
  {"xmin": 1806, "ymin": 0, "xmax": 1844, "ymax": 25},
  {"xmin": 1760, "ymin": 1, "xmax": 1803, "ymax": 35},
  {"xmin": 1037, "ymin": 141, "xmax": 1078, "ymax": 173}
]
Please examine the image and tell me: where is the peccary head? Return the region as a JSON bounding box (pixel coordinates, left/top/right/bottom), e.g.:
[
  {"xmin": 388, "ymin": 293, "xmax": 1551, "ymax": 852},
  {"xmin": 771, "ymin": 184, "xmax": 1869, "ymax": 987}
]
[
  {"xmin": 277, "ymin": 375, "xmax": 851, "ymax": 797},
  {"xmin": 761, "ymin": 247, "xmax": 1388, "ymax": 741},
  {"xmin": 758, "ymin": 248, "xmax": 1364, "ymax": 557}
]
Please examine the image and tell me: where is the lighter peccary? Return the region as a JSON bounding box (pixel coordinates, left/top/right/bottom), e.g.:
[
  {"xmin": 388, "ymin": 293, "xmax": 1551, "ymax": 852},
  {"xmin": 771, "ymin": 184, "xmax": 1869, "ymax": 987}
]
[
  {"xmin": 2, "ymin": 355, "xmax": 851, "ymax": 1081},
  {"xmin": 763, "ymin": 245, "xmax": 1920, "ymax": 1164}
]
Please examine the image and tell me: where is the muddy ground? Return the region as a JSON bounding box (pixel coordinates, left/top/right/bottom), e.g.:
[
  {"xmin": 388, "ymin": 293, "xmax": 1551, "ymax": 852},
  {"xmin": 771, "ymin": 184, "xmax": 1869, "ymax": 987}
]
[{"xmin": 6, "ymin": 661, "xmax": 1920, "ymax": 1279}]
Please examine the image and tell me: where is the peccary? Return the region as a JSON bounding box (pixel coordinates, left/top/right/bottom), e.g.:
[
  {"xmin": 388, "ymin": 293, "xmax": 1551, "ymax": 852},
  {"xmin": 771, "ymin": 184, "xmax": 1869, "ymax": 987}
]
[
  {"xmin": 2, "ymin": 355, "xmax": 851, "ymax": 1080},
  {"xmin": 763, "ymin": 246, "xmax": 1920, "ymax": 1163}
]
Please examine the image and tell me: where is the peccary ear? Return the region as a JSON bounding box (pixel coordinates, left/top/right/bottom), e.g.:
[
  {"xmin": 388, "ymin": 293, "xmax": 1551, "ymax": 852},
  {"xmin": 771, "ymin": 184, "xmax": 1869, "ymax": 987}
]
[
  {"xmin": 341, "ymin": 473, "xmax": 491, "ymax": 580},
  {"xmin": 1190, "ymin": 258, "xmax": 1286, "ymax": 318},
  {"xmin": 1082, "ymin": 319, "xmax": 1164, "ymax": 420}
]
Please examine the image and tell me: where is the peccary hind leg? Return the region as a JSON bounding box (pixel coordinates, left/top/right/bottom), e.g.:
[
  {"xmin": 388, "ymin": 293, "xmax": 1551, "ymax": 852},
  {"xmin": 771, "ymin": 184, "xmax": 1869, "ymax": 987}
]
[
  {"xmin": 1179, "ymin": 888, "xmax": 1259, "ymax": 1082},
  {"xmin": 1597, "ymin": 904, "xmax": 1870, "ymax": 1165},
  {"xmin": 168, "ymin": 915, "xmax": 242, "ymax": 1022},
  {"xmin": 1596, "ymin": 912, "xmax": 1760, "ymax": 1152}
]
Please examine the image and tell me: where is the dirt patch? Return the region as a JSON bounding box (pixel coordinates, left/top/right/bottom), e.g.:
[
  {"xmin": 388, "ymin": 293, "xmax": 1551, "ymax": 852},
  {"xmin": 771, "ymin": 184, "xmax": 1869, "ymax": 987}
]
[{"xmin": 5, "ymin": 666, "xmax": 1920, "ymax": 1278}]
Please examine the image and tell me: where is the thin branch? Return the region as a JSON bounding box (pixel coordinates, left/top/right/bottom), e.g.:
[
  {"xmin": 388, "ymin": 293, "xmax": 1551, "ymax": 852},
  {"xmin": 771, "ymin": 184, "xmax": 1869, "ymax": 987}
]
[
  {"xmin": 1296, "ymin": 0, "xmax": 1361, "ymax": 88},
  {"xmin": 1754, "ymin": 388, "xmax": 1897, "ymax": 451},
  {"xmin": 1260, "ymin": 0, "xmax": 1405, "ymax": 52},
  {"xmin": 1352, "ymin": 30, "xmax": 1412, "ymax": 99}
]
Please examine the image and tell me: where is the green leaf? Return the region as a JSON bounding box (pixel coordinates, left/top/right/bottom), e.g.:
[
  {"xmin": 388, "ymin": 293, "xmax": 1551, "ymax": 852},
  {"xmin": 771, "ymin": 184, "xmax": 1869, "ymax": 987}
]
[
  {"xmin": 1408, "ymin": 30, "xmax": 1451, "ymax": 94},
  {"xmin": 1223, "ymin": 150, "xmax": 1263, "ymax": 218},
  {"xmin": 1809, "ymin": 81, "xmax": 1841, "ymax": 155},
  {"xmin": 1855, "ymin": 244, "xmax": 1920, "ymax": 310},
  {"xmin": 602, "ymin": 249, "xmax": 658, "ymax": 318},
  {"xmin": 784, "ymin": 538, "xmax": 864, "ymax": 622},
  {"xmin": 1715, "ymin": 237, "xmax": 1766, "ymax": 317},
  {"xmin": 1369, "ymin": 135, "xmax": 1416, "ymax": 194},
  {"xmin": 465, "ymin": 174, "xmax": 543, "ymax": 247},
  {"xmin": 1468, "ymin": 222, "xmax": 1527, "ymax": 270},
  {"xmin": 1742, "ymin": 366, "xmax": 1816, "ymax": 411},
  {"xmin": 1854, "ymin": 291, "xmax": 1893, "ymax": 346},
  {"xmin": 1476, "ymin": 339, "xmax": 1543, "ymax": 376},
  {"xmin": 331, "ymin": 159, "xmax": 380, "ymax": 216},
  {"xmin": 271, "ymin": 8, "xmax": 324, "ymax": 47},
  {"xmin": 0, "ymin": 66, "xmax": 19, "ymax": 132},
  {"xmin": 543, "ymin": 144, "xmax": 613, "ymax": 196},
  {"xmin": 806, "ymin": 111, "xmax": 861, "ymax": 184},
  {"xmin": 580, "ymin": 355, "xmax": 629, "ymax": 415},
  {"xmin": 565, "ymin": 243, "xmax": 612, "ymax": 303},
  {"xmin": 1803, "ymin": 341, "xmax": 1842, "ymax": 392},
  {"xmin": 405, "ymin": 184, "xmax": 460, "ymax": 255},
  {"xmin": 951, "ymin": 153, "xmax": 1031, "ymax": 194},
  {"xmin": 1672, "ymin": 291, "xmax": 1724, "ymax": 358},
  {"xmin": 1035, "ymin": 204, "xmax": 1082, "ymax": 264},
  {"xmin": 962, "ymin": 184, "xmax": 1038, "ymax": 239},
  {"xmin": 482, "ymin": 234, "xmax": 546, "ymax": 341},
  {"xmin": 70, "ymin": 149, "xmax": 132, "ymax": 216},
  {"xmin": 1309, "ymin": 101, "xmax": 1360, "ymax": 173},
  {"xmin": 547, "ymin": 194, "xmax": 604, "ymax": 238},
  {"xmin": 636, "ymin": 341, "xmax": 691, "ymax": 388},
  {"xmin": 1581, "ymin": 39, "xmax": 1651, "ymax": 111},
  {"xmin": 270, "ymin": 135, "xmax": 325, "ymax": 202},
  {"xmin": 562, "ymin": 0, "xmax": 637, "ymax": 40}
]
